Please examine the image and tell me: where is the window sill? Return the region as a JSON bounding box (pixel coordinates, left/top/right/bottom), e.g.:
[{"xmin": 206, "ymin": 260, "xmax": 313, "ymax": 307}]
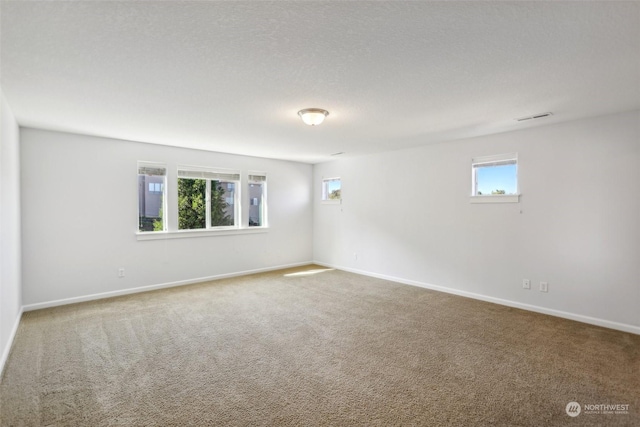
[
  {"xmin": 470, "ymin": 194, "xmax": 520, "ymax": 204},
  {"xmin": 137, "ymin": 227, "xmax": 269, "ymax": 241},
  {"xmin": 322, "ymin": 199, "xmax": 342, "ymax": 205}
]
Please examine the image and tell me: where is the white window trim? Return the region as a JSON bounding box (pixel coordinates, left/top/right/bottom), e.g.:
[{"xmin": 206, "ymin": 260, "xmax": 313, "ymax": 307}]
[
  {"xmin": 136, "ymin": 163, "xmax": 271, "ymax": 239},
  {"xmin": 322, "ymin": 177, "xmax": 342, "ymax": 204},
  {"xmin": 470, "ymin": 153, "xmax": 520, "ymax": 204},
  {"xmin": 138, "ymin": 161, "xmax": 168, "ymax": 233},
  {"xmin": 322, "ymin": 198, "xmax": 342, "ymax": 205},
  {"xmin": 470, "ymin": 194, "xmax": 520, "ymax": 204},
  {"xmin": 136, "ymin": 227, "xmax": 267, "ymax": 241},
  {"xmin": 248, "ymin": 171, "xmax": 268, "ymax": 228},
  {"xmin": 177, "ymin": 165, "xmax": 241, "ymax": 230}
]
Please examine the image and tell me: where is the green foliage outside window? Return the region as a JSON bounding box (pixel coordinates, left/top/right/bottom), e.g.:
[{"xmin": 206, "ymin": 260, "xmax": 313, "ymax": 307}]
[
  {"xmin": 210, "ymin": 181, "xmax": 233, "ymax": 227},
  {"xmin": 178, "ymin": 178, "xmax": 206, "ymax": 229},
  {"xmin": 153, "ymin": 203, "xmax": 164, "ymax": 231},
  {"xmin": 178, "ymin": 178, "xmax": 233, "ymax": 229}
]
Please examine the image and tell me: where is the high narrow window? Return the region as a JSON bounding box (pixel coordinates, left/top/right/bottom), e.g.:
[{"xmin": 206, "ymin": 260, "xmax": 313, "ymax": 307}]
[
  {"xmin": 322, "ymin": 177, "xmax": 341, "ymax": 203},
  {"xmin": 248, "ymin": 173, "xmax": 267, "ymax": 227},
  {"xmin": 471, "ymin": 154, "xmax": 519, "ymax": 203},
  {"xmin": 177, "ymin": 167, "xmax": 240, "ymax": 230},
  {"xmin": 138, "ymin": 162, "xmax": 167, "ymax": 232}
]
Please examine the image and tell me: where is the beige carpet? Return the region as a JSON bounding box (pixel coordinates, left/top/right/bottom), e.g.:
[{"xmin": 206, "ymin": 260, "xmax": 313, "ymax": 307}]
[{"xmin": 1, "ymin": 265, "xmax": 638, "ymax": 426}]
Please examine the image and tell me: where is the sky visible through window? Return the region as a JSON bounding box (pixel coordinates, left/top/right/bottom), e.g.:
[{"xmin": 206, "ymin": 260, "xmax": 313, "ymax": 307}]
[
  {"xmin": 326, "ymin": 179, "xmax": 341, "ymax": 194},
  {"xmin": 477, "ymin": 164, "xmax": 517, "ymax": 195}
]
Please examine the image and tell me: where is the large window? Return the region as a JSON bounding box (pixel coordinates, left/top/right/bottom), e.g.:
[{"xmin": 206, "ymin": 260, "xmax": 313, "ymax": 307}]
[
  {"xmin": 322, "ymin": 177, "xmax": 341, "ymax": 203},
  {"xmin": 177, "ymin": 167, "xmax": 240, "ymax": 230},
  {"xmin": 248, "ymin": 173, "xmax": 267, "ymax": 227},
  {"xmin": 138, "ymin": 162, "xmax": 167, "ymax": 232},
  {"xmin": 136, "ymin": 162, "xmax": 269, "ymax": 237},
  {"xmin": 471, "ymin": 153, "xmax": 519, "ymax": 203}
]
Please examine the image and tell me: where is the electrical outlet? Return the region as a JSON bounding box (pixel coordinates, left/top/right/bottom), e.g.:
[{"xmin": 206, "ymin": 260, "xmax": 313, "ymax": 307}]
[
  {"xmin": 118, "ymin": 268, "xmax": 125, "ymax": 278},
  {"xmin": 522, "ymin": 279, "xmax": 531, "ymax": 290},
  {"xmin": 540, "ymin": 281, "xmax": 548, "ymax": 292}
]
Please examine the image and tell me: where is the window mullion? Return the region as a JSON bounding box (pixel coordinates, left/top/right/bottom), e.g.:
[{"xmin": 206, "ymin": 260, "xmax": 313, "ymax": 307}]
[
  {"xmin": 206, "ymin": 179, "xmax": 212, "ymax": 228},
  {"xmin": 236, "ymin": 180, "xmax": 242, "ymax": 228}
]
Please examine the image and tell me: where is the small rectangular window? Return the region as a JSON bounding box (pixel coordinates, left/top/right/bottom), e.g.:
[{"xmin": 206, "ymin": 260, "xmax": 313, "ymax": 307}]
[
  {"xmin": 248, "ymin": 173, "xmax": 267, "ymax": 227},
  {"xmin": 178, "ymin": 167, "xmax": 240, "ymax": 230},
  {"xmin": 322, "ymin": 177, "xmax": 341, "ymax": 203},
  {"xmin": 138, "ymin": 162, "xmax": 166, "ymax": 232},
  {"xmin": 471, "ymin": 154, "xmax": 519, "ymax": 203},
  {"xmin": 148, "ymin": 182, "xmax": 163, "ymax": 193}
]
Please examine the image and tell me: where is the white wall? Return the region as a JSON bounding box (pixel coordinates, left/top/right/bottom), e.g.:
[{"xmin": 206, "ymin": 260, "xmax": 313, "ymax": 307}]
[
  {"xmin": 314, "ymin": 110, "xmax": 640, "ymax": 333},
  {"xmin": 0, "ymin": 88, "xmax": 22, "ymax": 373},
  {"xmin": 12, "ymin": 110, "xmax": 640, "ymax": 335},
  {"xmin": 20, "ymin": 128, "xmax": 313, "ymax": 306}
]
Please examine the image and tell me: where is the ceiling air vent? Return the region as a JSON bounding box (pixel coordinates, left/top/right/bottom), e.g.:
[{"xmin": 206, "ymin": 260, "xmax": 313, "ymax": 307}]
[{"xmin": 515, "ymin": 112, "xmax": 553, "ymax": 122}]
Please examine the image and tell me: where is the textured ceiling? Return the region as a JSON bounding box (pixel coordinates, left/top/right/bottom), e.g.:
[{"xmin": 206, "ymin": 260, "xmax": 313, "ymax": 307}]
[{"xmin": 1, "ymin": 1, "xmax": 639, "ymax": 163}]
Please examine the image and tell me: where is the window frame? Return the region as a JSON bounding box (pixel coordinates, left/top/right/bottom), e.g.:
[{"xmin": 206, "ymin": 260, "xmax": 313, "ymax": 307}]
[
  {"xmin": 322, "ymin": 177, "xmax": 342, "ymax": 204},
  {"xmin": 136, "ymin": 162, "xmax": 271, "ymax": 240},
  {"xmin": 470, "ymin": 153, "xmax": 520, "ymax": 204},
  {"xmin": 177, "ymin": 166, "xmax": 241, "ymax": 230},
  {"xmin": 248, "ymin": 172, "xmax": 267, "ymax": 228},
  {"xmin": 137, "ymin": 161, "xmax": 167, "ymax": 232},
  {"xmin": 148, "ymin": 182, "xmax": 163, "ymax": 193}
]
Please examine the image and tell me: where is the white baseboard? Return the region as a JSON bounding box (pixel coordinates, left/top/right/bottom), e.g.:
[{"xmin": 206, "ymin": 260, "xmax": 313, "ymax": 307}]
[
  {"xmin": 22, "ymin": 261, "xmax": 313, "ymax": 312},
  {"xmin": 20, "ymin": 260, "xmax": 639, "ymax": 336},
  {"xmin": 0, "ymin": 306, "xmax": 24, "ymax": 377},
  {"xmin": 314, "ymin": 261, "xmax": 640, "ymax": 336}
]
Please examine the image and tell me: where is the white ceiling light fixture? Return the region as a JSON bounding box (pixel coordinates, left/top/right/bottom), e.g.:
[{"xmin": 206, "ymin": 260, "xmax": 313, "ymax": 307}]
[{"xmin": 298, "ymin": 108, "xmax": 329, "ymax": 126}]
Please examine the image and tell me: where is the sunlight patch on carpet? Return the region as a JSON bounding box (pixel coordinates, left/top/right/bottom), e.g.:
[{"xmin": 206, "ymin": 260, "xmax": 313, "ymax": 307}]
[{"xmin": 283, "ymin": 268, "xmax": 334, "ymax": 277}]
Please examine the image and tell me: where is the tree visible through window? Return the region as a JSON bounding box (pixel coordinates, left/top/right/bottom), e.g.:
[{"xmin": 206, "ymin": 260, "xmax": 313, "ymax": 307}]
[
  {"xmin": 177, "ymin": 168, "xmax": 239, "ymax": 230},
  {"xmin": 210, "ymin": 181, "xmax": 235, "ymax": 227},
  {"xmin": 178, "ymin": 178, "xmax": 206, "ymax": 229},
  {"xmin": 322, "ymin": 178, "xmax": 341, "ymax": 202}
]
